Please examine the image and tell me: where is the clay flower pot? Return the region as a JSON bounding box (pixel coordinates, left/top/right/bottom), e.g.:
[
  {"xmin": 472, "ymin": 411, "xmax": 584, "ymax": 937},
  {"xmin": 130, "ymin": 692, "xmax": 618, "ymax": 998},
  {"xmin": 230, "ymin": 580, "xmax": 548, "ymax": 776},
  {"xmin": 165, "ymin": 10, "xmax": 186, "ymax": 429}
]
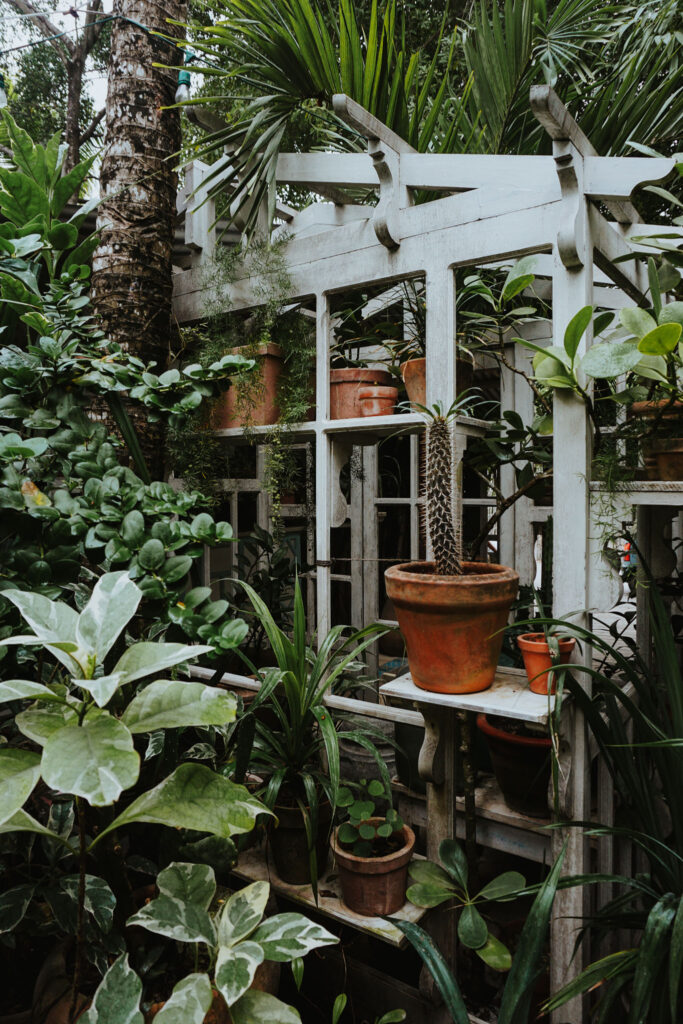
[
  {"xmin": 358, "ymin": 385, "xmax": 398, "ymax": 417},
  {"xmin": 400, "ymin": 357, "xmax": 426, "ymax": 406},
  {"xmin": 517, "ymin": 632, "xmax": 576, "ymax": 695},
  {"xmin": 477, "ymin": 714, "xmax": 551, "ymax": 818},
  {"xmin": 210, "ymin": 343, "xmax": 283, "ymax": 430},
  {"xmin": 629, "ymin": 399, "xmax": 683, "ymax": 481},
  {"xmin": 384, "ymin": 561, "xmax": 519, "ymax": 694},
  {"xmin": 331, "ymin": 819, "xmax": 415, "ymax": 916},
  {"xmin": 329, "ymin": 367, "xmax": 393, "ymax": 419},
  {"xmin": 268, "ymin": 801, "xmax": 332, "ymax": 885}
]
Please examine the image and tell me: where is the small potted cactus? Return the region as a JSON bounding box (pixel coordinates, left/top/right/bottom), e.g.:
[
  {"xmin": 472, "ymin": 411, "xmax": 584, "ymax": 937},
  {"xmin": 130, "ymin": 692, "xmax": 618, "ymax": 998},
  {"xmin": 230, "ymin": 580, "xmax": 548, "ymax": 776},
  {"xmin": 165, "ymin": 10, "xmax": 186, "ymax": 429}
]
[
  {"xmin": 331, "ymin": 779, "xmax": 415, "ymax": 916},
  {"xmin": 384, "ymin": 402, "xmax": 519, "ymax": 693}
]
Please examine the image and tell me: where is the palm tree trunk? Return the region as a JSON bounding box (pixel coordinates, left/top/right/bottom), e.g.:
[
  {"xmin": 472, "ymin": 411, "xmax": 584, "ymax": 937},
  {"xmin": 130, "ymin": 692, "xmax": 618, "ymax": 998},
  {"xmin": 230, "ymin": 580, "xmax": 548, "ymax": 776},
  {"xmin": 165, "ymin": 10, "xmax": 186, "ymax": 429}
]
[{"xmin": 91, "ymin": 0, "xmax": 187, "ymax": 477}]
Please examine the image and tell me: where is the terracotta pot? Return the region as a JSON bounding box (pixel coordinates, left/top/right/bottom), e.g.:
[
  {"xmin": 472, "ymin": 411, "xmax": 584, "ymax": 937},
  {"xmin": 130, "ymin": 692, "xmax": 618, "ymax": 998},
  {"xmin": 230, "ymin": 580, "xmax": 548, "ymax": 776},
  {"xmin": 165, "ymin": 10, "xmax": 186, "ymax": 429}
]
[
  {"xmin": 331, "ymin": 820, "xmax": 415, "ymax": 915},
  {"xmin": 477, "ymin": 714, "xmax": 551, "ymax": 818},
  {"xmin": 400, "ymin": 357, "xmax": 426, "ymax": 406},
  {"xmin": 358, "ymin": 385, "xmax": 398, "ymax": 417},
  {"xmin": 517, "ymin": 632, "xmax": 576, "ymax": 695},
  {"xmin": 329, "ymin": 367, "xmax": 393, "ymax": 419},
  {"xmin": 384, "ymin": 561, "xmax": 519, "ymax": 694},
  {"xmin": 210, "ymin": 344, "xmax": 283, "ymax": 430},
  {"xmin": 268, "ymin": 800, "xmax": 332, "ymax": 885},
  {"xmin": 628, "ymin": 400, "xmax": 683, "ymax": 481}
]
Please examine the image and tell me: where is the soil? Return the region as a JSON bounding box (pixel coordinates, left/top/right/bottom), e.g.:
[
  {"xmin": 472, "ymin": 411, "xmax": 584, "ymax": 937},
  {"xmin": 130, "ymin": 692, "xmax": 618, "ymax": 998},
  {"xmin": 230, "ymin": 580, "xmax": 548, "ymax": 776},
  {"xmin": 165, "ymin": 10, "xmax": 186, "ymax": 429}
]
[{"xmin": 338, "ymin": 831, "xmax": 404, "ymax": 858}]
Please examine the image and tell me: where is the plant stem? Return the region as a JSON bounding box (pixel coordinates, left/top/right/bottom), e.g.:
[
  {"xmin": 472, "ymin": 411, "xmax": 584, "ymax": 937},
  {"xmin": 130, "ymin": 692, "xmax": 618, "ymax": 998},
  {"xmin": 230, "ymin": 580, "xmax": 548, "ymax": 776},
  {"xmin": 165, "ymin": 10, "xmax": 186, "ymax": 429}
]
[
  {"xmin": 467, "ymin": 469, "xmax": 553, "ymax": 558},
  {"xmin": 459, "ymin": 711, "xmax": 479, "ymax": 893},
  {"xmin": 70, "ymin": 796, "xmax": 87, "ymax": 1022}
]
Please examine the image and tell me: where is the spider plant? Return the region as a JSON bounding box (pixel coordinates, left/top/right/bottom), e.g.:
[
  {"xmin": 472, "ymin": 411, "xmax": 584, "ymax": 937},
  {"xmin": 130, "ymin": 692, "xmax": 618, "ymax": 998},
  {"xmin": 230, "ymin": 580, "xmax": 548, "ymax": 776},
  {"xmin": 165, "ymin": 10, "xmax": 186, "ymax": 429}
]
[{"xmin": 235, "ymin": 576, "xmax": 389, "ymax": 896}]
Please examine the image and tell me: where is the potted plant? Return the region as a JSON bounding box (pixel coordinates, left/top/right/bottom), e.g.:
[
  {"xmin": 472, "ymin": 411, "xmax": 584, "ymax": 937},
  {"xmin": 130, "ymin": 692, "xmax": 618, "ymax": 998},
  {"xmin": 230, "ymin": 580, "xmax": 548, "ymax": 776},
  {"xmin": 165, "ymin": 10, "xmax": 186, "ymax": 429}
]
[
  {"xmin": 384, "ymin": 401, "xmax": 519, "ymax": 694},
  {"xmin": 513, "ymin": 592, "xmax": 578, "ymax": 695},
  {"xmin": 476, "ymin": 714, "xmax": 552, "ymax": 818},
  {"xmin": 330, "ymin": 297, "xmax": 395, "ymax": 419},
  {"xmin": 235, "ymin": 577, "xmax": 388, "ymax": 895},
  {"xmin": 330, "ymin": 779, "xmax": 415, "ymax": 916}
]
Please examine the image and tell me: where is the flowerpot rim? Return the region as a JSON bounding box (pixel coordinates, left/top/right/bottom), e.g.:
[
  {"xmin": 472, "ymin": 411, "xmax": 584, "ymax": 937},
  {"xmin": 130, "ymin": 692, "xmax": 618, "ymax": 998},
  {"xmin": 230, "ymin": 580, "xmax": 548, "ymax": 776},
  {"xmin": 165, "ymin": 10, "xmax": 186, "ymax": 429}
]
[
  {"xmin": 331, "ymin": 820, "xmax": 415, "ymax": 871},
  {"xmin": 628, "ymin": 398, "xmax": 683, "ymax": 417},
  {"xmin": 226, "ymin": 342, "xmax": 283, "ymax": 360},
  {"xmin": 385, "ymin": 560, "xmax": 519, "ymax": 586},
  {"xmin": 330, "ymin": 366, "xmax": 392, "ymax": 382},
  {"xmin": 477, "ymin": 713, "xmax": 551, "ymax": 748},
  {"xmin": 517, "ymin": 632, "xmax": 576, "ymax": 651}
]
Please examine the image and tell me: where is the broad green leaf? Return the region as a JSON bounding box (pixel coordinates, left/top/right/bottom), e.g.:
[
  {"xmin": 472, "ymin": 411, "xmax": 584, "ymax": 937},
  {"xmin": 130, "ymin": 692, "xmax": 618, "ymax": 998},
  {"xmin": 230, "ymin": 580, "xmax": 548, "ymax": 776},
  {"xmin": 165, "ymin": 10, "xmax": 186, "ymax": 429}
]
[
  {"xmin": 80, "ymin": 954, "xmax": 143, "ymax": 1024},
  {"xmin": 457, "ymin": 904, "xmax": 488, "ymax": 949},
  {"xmin": 76, "ymin": 572, "xmax": 142, "ymax": 665},
  {"xmin": 439, "ymin": 839, "xmax": 468, "ymax": 890},
  {"xmin": 637, "ymin": 322, "xmax": 682, "ymax": 355},
  {"xmin": 103, "ymin": 763, "xmax": 270, "ymax": 840},
  {"xmin": 120, "ymin": 510, "xmax": 145, "ymax": 548},
  {"xmin": 659, "ymin": 301, "xmax": 683, "ymax": 329},
  {"xmin": 158, "ymin": 861, "xmax": 216, "ymax": 908},
  {"xmin": 59, "ymin": 875, "xmax": 116, "ymax": 932},
  {"xmin": 581, "ymin": 340, "xmax": 641, "ymax": 379},
  {"xmin": 533, "ymin": 354, "xmax": 573, "ymax": 385},
  {"xmin": 0, "ymin": 679, "xmax": 63, "ymax": 704},
  {"xmin": 127, "ymin": 893, "xmax": 216, "ymax": 946},
  {"xmin": 406, "ymin": 883, "xmax": 455, "ymax": 908},
  {"xmin": 215, "ymin": 941, "xmax": 265, "ymax": 1006},
  {"xmin": 669, "ymin": 896, "xmax": 683, "ymax": 1022},
  {"xmin": 634, "ymin": 354, "xmax": 668, "ymax": 382},
  {"xmin": 122, "ymin": 680, "xmax": 236, "ymax": 733},
  {"xmin": 41, "ymin": 716, "xmax": 139, "ymax": 806},
  {"xmin": 0, "ymin": 748, "xmax": 41, "ymax": 825},
  {"xmin": 113, "ymin": 642, "xmax": 213, "ymax": 684},
  {"xmin": 408, "ymin": 860, "xmax": 456, "ymax": 890},
  {"xmin": 0, "ymin": 808, "xmax": 57, "ymax": 839},
  {"xmin": 476, "ymin": 933, "xmax": 512, "ymax": 971},
  {"xmin": 4, "ymin": 589, "xmax": 79, "ymax": 672},
  {"xmin": 332, "ymin": 994, "xmax": 347, "ymax": 1024},
  {"xmin": 217, "ymin": 880, "xmax": 270, "ymax": 947},
  {"xmin": 16, "ymin": 702, "xmax": 77, "ymax": 745},
  {"xmin": 230, "ymin": 990, "xmax": 301, "ymax": 1024},
  {"xmin": 0, "ymin": 884, "xmax": 35, "ymax": 933},
  {"xmin": 154, "ymin": 975, "xmax": 213, "ymax": 1024},
  {"xmin": 501, "ymin": 256, "xmax": 537, "ymax": 302},
  {"xmin": 563, "ymin": 306, "xmax": 593, "ymax": 362},
  {"xmin": 251, "ymin": 913, "xmax": 337, "ymax": 961},
  {"xmin": 477, "ymin": 871, "xmax": 525, "ymax": 902},
  {"xmin": 620, "ymin": 306, "xmax": 657, "ymax": 339},
  {"xmin": 79, "ymin": 672, "xmax": 124, "ymax": 708}
]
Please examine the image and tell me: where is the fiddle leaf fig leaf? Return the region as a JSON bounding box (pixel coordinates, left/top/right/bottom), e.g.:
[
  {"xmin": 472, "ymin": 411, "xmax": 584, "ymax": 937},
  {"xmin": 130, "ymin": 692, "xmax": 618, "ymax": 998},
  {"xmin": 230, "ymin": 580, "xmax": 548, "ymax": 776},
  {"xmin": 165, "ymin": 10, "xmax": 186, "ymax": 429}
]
[
  {"xmin": 112, "ymin": 642, "xmax": 213, "ymax": 684},
  {"xmin": 127, "ymin": 893, "xmax": 217, "ymax": 946},
  {"xmin": 154, "ymin": 975, "xmax": 213, "ymax": 1024},
  {"xmin": 251, "ymin": 913, "xmax": 338, "ymax": 962},
  {"xmin": 3, "ymin": 589, "xmax": 79, "ymax": 672},
  {"xmin": 457, "ymin": 904, "xmax": 488, "ymax": 950},
  {"xmin": 0, "ymin": 748, "xmax": 41, "ymax": 825},
  {"xmin": 76, "ymin": 571, "xmax": 141, "ymax": 666},
  {"xmin": 78, "ymin": 672, "xmax": 124, "ymax": 708},
  {"xmin": 122, "ymin": 680, "xmax": 236, "ymax": 733},
  {"xmin": 217, "ymin": 881, "xmax": 270, "ymax": 947},
  {"xmin": 41, "ymin": 716, "xmax": 139, "ymax": 806},
  {"xmin": 102, "ymin": 763, "xmax": 270, "ymax": 839},
  {"xmin": 16, "ymin": 703, "xmax": 78, "ymax": 745},
  {"xmin": 157, "ymin": 862, "xmax": 216, "ymax": 909},
  {"xmin": 230, "ymin": 990, "xmax": 301, "ymax": 1024},
  {"xmin": 80, "ymin": 954, "xmax": 143, "ymax": 1024},
  {"xmin": 215, "ymin": 941, "xmax": 265, "ymax": 1006}
]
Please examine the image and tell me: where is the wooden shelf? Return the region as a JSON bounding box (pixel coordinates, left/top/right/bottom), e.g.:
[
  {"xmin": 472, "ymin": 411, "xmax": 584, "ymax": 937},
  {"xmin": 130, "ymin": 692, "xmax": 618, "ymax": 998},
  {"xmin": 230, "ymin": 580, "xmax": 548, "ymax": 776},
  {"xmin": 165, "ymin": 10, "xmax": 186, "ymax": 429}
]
[
  {"xmin": 590, "ymin": 480, "xmax": 683, "ymax": 506},
  {"xmin": 231, "ymin": 843, "xmax": 429, "ymax": 948},
  {"xmin": 380, "ymin": 668, "xmax": 561, "ymax": 725},
  {"xmin": 213, "ymin": 413, "xmax": 489, "ymax": 443}
]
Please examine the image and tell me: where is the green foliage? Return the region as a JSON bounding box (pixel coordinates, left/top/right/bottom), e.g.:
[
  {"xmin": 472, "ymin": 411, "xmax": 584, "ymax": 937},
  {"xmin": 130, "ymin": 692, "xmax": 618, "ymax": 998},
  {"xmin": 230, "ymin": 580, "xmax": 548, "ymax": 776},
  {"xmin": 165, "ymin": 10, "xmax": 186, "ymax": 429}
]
[
  {"xmin": 127, "ymin": 866, "xmax": 337, "ymax": 1021},
  {"xmin": 336, "ymin": 778, "xmax": 404, "ymax": 857},
  {"xmin": 406, "ymin": 838, "xmax": 524, "ymax": 971}
]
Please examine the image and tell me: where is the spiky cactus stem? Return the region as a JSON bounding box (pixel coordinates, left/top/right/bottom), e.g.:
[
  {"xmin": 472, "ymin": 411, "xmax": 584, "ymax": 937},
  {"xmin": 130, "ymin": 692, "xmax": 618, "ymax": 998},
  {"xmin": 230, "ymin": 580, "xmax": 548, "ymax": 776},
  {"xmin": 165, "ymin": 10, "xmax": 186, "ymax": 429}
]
[{"xmin": 426, "ymin": 414, "xmax": 463, "ymax": 575}]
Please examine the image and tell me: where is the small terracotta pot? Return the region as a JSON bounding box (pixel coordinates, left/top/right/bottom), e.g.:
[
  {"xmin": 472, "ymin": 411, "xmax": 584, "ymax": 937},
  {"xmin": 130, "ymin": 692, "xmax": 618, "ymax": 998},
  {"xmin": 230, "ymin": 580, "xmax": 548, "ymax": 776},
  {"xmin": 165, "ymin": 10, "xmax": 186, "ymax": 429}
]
[
  {"xmin": 329, "ymin": 367, "xmax": 393, "ymax": 419},
  {"xmin": 628, "ymin": 400, "xmax": 683, "ymax": 481},
  {"xmin": 331, "ymin": 820, "xmax": 415, "ymax": 915},
  {"xmin": 268, "ymin": 800, "xmax": 332, "ymax": 885},
  {"xmin": 477, "ymin": 714, "xmax": 551, "ymax": 818},
  {"xmin": 517, "ymin": 632, "xmax": 576, "ymax": 695},
  {"xmin": 384, "ymin": 561, "xmax": 519, "ymax": 694},
  {"xmin": 210, "ymin": 343, "xmax": 283, "ymax": 430},
  {"xmin": 358, "ymin": 385, "xmax": 398, "ymax": 417}
]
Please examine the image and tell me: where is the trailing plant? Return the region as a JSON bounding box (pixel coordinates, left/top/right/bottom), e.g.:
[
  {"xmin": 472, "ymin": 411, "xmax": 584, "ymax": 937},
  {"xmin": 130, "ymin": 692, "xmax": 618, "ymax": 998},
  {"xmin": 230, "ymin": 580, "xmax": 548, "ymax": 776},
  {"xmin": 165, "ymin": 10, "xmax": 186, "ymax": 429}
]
[
  {"xmin": 406, "ymin": 837, "xmax": 525, "ymax": 971},
  {"xmin": 391, "ymin": 844, "xmax": 566, "ymax": 1024},
  {"xmin": 336, "ymin": 778, "xmax": 403, "ymax": 857},
  {"xmin": 125, "ymin": 863, "xmax": 337, "ymax": 1023},
  {"xmin": 0, "ymin": 572, "xmax": 266, "ymax": 1008}
]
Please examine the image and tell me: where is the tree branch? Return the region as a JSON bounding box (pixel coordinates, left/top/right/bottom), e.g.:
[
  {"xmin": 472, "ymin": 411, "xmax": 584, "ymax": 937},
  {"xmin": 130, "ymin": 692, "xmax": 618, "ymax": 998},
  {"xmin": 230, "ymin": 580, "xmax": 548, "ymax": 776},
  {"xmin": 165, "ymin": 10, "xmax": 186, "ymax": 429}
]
[
  {"xmin": 467, "ymin": 469, "xmax": 553, "ymax": 558},
  {"xmin": 2, "ymin": 0, "xmax": 75, "ymax": 61},
  {"xmin": 79, "ymin": 107, "xmax": 105, "ymax": 146},
  {"xmin": 81, "ymin": 0, "xmax": 106, "ymax": 56}
]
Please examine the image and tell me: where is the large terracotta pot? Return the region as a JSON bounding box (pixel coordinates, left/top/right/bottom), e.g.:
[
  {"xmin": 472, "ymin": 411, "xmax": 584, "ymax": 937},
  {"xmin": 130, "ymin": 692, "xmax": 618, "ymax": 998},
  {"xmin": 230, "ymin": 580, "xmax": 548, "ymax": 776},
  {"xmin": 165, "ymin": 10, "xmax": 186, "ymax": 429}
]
[
  {"xmin": 210, "ymin": 343, "xmax": 283, "ymax": 430},
  {"xmin": 384, "ymin": 561, "xmax": 519, "ymax": 694},
  {"xmin": 268, "ymin": 800, "xmax": 332, "ymax": 885},
  {"xmin": 358, "ymin": 385, "xmax": 398, "ymax": 417},
  {"xmin": 329, "ymin": 367, "xmax": 393, "ymax": 419},
  {"xmin": 517, "ymin": 632, "xmax": 576, "ymax": 695},
  {"xmin": 629, "ymin": 400, "xmax": 683, "ymax": 481},
  {"xmin": 331, "ymin": 820, "xmax": 415, "ymax": 915},
  {"xmin": 477, "ymin": 714, "xmax": 551, "ymax": 818}
]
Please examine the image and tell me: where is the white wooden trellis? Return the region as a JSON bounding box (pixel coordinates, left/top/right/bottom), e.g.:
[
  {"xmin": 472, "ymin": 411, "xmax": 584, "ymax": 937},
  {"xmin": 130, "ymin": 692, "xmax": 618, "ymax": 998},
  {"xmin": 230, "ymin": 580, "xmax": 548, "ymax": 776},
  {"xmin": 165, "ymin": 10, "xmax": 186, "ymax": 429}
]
[{"xmin": 175, "ymin": 86, "xmax": 681, "ymax": 1023}]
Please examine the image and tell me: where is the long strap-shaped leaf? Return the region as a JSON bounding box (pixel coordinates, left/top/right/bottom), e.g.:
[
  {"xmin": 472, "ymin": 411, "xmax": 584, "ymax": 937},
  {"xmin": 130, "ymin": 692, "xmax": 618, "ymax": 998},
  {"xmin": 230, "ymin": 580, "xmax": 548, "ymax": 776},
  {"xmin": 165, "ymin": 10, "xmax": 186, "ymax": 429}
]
[{"xmin": 386, "ymin": 919, "xmax": 470, "ymax": 1024}]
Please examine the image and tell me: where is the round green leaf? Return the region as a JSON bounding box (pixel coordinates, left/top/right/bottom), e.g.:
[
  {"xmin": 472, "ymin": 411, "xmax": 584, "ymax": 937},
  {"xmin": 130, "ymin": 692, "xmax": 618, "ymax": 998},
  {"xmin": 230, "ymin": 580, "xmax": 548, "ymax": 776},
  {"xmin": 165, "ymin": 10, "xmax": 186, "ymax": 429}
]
[
  {"xmin": 121, "ymin": 510, "xmax": 145, "ymax": 548},
  {"xmin": 581, "ymin": 340, "xmax": 641, "ymax": 379},
  {"xmin": 637, "ymin": 322, "xmax": 682, "ymax": 355},
  {"xmin": 620, "ymin": 306, "xmax": 657, "ymax": 339},
  {"xmin": 138, "ymin": 538, "xmax": 166, "ymax": 570},
  {"xmin": 457, "ymin": 904, "xmax": 488, "ymax": 949},
  {"xmin": 337, "ymin": 823, "xmax": 358, "ymax": 844},
  {"xmin": 659, "ymin": 301, "xmax": 683, "ymax": 329},
  {"xmin": 122, "ymin": 680, "xmax": 235, "ymax": 733},
  {"xmin": 41, "ymin": 715, "xmax": 140, "ymax": 806}
]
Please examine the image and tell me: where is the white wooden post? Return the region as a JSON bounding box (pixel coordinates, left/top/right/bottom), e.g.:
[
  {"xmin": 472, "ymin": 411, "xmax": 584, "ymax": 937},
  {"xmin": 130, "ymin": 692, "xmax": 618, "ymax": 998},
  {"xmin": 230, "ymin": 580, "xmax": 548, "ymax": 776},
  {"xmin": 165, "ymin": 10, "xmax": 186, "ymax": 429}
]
[{"xmin": 315, "ymin": 291, "xmax": 333, "ymax": 642}]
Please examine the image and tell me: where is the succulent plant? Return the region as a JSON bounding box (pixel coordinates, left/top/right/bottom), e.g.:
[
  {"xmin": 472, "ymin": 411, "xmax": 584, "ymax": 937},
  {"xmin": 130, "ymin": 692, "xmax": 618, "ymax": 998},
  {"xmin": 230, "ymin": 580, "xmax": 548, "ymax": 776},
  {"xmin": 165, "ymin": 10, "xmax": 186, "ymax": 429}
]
[
  {"xmin": 426, "ymin": 410, "xmax": 462, "ymax": 575},
  {"xmin": 336, "ymin": 779, "xmax": 404, "ymax": 857}
]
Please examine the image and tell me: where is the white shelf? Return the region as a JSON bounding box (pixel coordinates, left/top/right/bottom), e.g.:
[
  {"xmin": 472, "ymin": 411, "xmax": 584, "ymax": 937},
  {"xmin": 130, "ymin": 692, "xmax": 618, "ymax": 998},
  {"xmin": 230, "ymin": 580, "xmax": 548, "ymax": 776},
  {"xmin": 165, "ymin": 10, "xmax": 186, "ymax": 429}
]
[
  {"xmin": 380, "ymin": 668, "xmax": 561, "ymax": 725},
  {"xmin": 590, "ymin": 480, "xmax": 683, "ymax": 507},
  {"xmin": 232, "ymin": 844, "xmax": 428, "ymax": 948},
  {"xmin": 214, "ymin": 413, "xmax": 489, "ymax": 443}
]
